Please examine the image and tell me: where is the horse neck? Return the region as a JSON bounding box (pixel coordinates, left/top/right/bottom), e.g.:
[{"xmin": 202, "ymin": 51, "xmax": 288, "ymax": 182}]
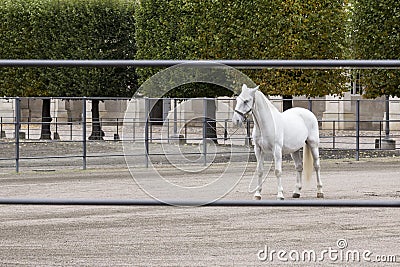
[
  {"xmin": 253, "ymin": 91, "xmax": 280, "ymax": 117},
  {"xmin": 252, "ymin": 91, "xmax": 281, "ymax": 135}
]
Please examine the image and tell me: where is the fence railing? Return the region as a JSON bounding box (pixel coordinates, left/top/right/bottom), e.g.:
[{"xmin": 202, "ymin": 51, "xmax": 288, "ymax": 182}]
[
  {"xmin": 0, "ymin": 97, "xmax": 399, "ymax": 172},
  {"xmin": 1, "ymin": 59, "xmax": 400, "ymax": 68},
  {"xmin": 2, "ymin": 59, "xmax": 400, "ymax": 172}
]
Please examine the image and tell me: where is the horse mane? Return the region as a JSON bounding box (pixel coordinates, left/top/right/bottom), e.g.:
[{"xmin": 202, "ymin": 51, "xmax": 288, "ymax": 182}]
[{"xmin": 255, "ymin": 90, "xmax": 279, "ymax": 113}]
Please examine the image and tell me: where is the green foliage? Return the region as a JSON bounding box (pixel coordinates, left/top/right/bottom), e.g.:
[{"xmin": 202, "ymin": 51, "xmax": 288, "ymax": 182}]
[
  {"xmin": 135, "ymin": 0, "xmax": 348, "ymax": 97},
  {"xmin": 0, "ymin": 0, "xmax": 136, "ymax": 97},
  {"xmin": 352, "ymin": 0, "xmax": 400, "ymax": 98},
  {"xmin": 0, "ymin": 0, "xmax": 45, "ymax": 96}
]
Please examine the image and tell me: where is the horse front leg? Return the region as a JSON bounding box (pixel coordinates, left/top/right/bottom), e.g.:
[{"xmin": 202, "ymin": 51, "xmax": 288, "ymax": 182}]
[
  {"xmin": 274, "ymin": 147, "xmax": 284, "ymax": 200},
  {"xmin": 254, "ymin": 144, "xmax": 264, "ymax": 200}
]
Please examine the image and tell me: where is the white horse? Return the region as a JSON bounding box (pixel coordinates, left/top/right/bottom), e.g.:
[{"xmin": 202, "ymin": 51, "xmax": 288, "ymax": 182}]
[{"xmin": 232, "ymin": 84, "xmax": 324, "ymax": 200}]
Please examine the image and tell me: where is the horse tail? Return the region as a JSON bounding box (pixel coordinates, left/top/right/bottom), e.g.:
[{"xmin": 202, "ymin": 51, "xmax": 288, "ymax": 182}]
[{"xmin": 303, "ymin": 143, "xmax": 313, "ymax": 183}]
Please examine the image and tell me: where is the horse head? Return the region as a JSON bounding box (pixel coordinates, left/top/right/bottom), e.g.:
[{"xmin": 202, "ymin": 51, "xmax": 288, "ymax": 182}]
[{"xmin": 232, "ymin": 84, "xmax": 259, "ymax": 127}]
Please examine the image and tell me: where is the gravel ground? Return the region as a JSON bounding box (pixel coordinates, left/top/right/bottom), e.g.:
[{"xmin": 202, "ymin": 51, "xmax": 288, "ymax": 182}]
[
  {"xmin": 0, "ymin": 157, "xmax": 399, "ymax": 266},
  {"xmin": 1, "ymin": 138, "xmax": 400, "ymax": 173}
]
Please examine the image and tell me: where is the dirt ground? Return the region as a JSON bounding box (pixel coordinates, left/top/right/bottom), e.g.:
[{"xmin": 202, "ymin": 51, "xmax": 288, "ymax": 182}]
[{"xmin": 0, "ymin": 158, "xmax": 399, "ymax": 266}]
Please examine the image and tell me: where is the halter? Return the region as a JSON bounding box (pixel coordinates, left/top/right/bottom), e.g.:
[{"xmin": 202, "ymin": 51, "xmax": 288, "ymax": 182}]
[
  {"xmin": 234, "ymin": 96, "xmax": 253, "ymax": 120},
  {"xmin": 234, "ymin": 108, "xmax": 252, "ymax": 119}
]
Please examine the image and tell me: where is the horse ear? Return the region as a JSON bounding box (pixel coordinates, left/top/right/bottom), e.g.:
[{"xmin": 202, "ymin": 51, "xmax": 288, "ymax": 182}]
[
  {"xmin": 248, "ymin": 85, "xmax": 259, "ymax": 95},
  {"xmin": 242, "ymin": 84, "xmax": 248, "ymax": 91}
]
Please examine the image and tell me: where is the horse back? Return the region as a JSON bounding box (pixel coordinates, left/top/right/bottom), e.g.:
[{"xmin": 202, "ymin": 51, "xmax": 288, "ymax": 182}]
[
  {"xmin": 282, "ymin": 107, "xmax": 319, "ymax": 145},
  {"xmin": 283, "ymin": 107, "xmax": 318, "ymax": 126}
]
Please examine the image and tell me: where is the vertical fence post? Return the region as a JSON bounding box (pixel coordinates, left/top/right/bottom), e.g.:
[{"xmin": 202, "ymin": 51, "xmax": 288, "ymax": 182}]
[
  {"xmin": 55, "ymin": 117, "xmax": 58, "ymax": 140},
  {"xmin": 15, "ymin": 97, "xmax": 20, "ymax": 173},
  {"xmin": 308, "ymin": 98, "xmax": 313, "ymax": 112},
  {"xmin": 150, "ymin": 111, "xmax": 153, "ymax": 143},
  {"xmin": 333, "ymin": 120, "xmax": 336, "ymax": 149},
  {"xmin": 224, "ymin": 119, "xmax": 228, "ymax": 144},
  {"xmin": 385, "ymin": 95, "xmax": 390, "ymax": 139},
  {"xmin": 82, "ymin": 97, "xmax": 87, "ymax": 170},
  {"xmin": 203, "ymin": 98, "xmax": 207, "ymax": 166},
  {"xmin": 144, "ymin": 98, "xmax": 149, "ymax": 168},
  {"xmin": 167, "ymin": 111, "xmax": 170, "ymax": 143},
  {"xmin": 115, "ymin": 118, "xmax": 119, "ymax": 140},
  {"xmin": 70, "ymin": 121, "xmax": 73, "ymax": 141},
  {"xmin": 173, "ymin": 99, "xmax": 177, "ymax": 136},
  {"xmin": 27, "ymin": 116, "xmax": 30, "ymax": 140},
  {"xmin": 379, "ymin": 121, "xmax": 382, "ymax": 148},
  {"xmin": 166, "ymin": 98, "xmax": 171, "ymax": 143},
  {"xmin": 185, "ymin": 123, "xmax": 187, "ymax": 140},
  {"xmin": 245, "ymin": 120, "xmax": 251, "ymax": 146},
  {"xmin": 132, "ymin": 118, "xmax": 136, "ymax": 142},
  {"xmin": 355, "ymin": 99, "xmax": 360, "ymax": 161}
]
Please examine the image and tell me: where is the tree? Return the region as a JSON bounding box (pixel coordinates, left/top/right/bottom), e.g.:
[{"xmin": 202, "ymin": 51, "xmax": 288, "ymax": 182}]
[
  {"xmin": 0, "ymin": 0, "xmax": 55, "ymax": 139},
  {"xmin": 0, "ymin": 0, "xmax": 137, "ymax": 140},
  {"xmin": 240, "ymin": 0, "xmax": 348, "ymax": 108},
  {"xmin": 352, "ymin": 0, "xmax": 400, "ymax": 98},
  {"xmin": 135, "ymin": 0, "xmax": 348, "ymax": 141},
  {"xmin": 135, "ymin": 0, "xmax": 349, "ymax": 99}
]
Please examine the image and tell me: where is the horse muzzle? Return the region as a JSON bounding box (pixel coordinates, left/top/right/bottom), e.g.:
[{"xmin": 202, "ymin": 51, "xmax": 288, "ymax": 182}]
[
  {"xmin": 232, "ymin": 113, "xmax": 242, "ymax": 127},
  {"xmin": 232, "ymin": 109, "xmax": 251, "ymax": 127}
]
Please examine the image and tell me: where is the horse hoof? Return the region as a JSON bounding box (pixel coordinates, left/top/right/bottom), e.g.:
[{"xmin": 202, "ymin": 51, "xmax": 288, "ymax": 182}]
[
  {"xmin": 277, "ymin": 196, "xmax": 285, "ymax": 200},
  {"xmin": 292, "ymin": 193, "xmax": 301, "ymax": 198},
  {"xmin": 254, "ymin": 195, "xmax": 261, "ymax": 200},
  {"xmin": 317, "ymin": 193, "xmax": 324, "ymax": 198}
]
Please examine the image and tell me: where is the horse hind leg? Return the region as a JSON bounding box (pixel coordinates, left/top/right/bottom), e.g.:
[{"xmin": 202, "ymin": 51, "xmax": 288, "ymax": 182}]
[
  {"xmin": 291, "ymin": 150, "xmax": 303, "ymax": 198},
  {"xmin": 274, "ymin": 148, "xmax": 284, "ymax": 200},
  {"xmin": 310, "ymin": 144, "xmax": 324, "ymax": 198}
]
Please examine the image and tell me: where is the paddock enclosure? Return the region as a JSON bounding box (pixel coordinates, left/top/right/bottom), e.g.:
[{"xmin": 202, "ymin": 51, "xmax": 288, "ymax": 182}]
[
  {"xmin": 0, "ymin": 60, "xmax": 399, "ymax": 265},
  {"xmin": 0, "ymin": 158, "xmax": 399, "ymax": 266}
]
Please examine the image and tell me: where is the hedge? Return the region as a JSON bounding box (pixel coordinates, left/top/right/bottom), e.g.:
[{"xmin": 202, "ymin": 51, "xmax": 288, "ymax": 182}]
[
  {"xmin": 352, "ymin": 0, "xmax": 400, "ymax": 98},
  {"xmin": 0, "ymin": 0, "xmax": 136, "ymax": 97},
  {"xmin": 135, "ymin": 0, "xmax": 348, "ymax": 97}
]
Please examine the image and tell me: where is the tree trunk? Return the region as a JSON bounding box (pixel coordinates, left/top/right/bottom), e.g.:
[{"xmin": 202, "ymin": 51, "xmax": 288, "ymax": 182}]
[
  {"xmin": 40, "ymin": 99, "xmax": 52, "ymax": 140},
  {"xmin": 205, "ymin": 99, "xmax": 218, "ymax": 144},
  {"xmin": 282, "ymin": 95, "xmax": 293, "ymax": 112},
  {"xmin": 88, "ymin": 99, "xmax": 104, "ymax": 140}
]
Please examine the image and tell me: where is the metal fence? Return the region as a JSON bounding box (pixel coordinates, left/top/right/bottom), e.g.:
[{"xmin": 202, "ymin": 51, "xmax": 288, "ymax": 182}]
[
  {"xmin": 0, "ymin": 198, "xmax": 399, "ymax": 207},
  {"xmin": 1, "ymin": 59, "xmax": 400, "ymax": 173},
  {"xmin": 0, "ymin": 96, "xmax": 399, "ymax": 172},
  {"xmin": 1, "ymin": 60, "xmax": 400, "ymax": 209}
]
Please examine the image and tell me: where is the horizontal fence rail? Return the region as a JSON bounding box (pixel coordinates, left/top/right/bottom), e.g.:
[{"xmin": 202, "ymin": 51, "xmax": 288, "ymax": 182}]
[
  {"xmin": 0, "ymin": 198, "xmax": 399, "ymax": 207},
  {"xmin": 1, "ymin": 59, "xmax": 400, "ymax": 69}
]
